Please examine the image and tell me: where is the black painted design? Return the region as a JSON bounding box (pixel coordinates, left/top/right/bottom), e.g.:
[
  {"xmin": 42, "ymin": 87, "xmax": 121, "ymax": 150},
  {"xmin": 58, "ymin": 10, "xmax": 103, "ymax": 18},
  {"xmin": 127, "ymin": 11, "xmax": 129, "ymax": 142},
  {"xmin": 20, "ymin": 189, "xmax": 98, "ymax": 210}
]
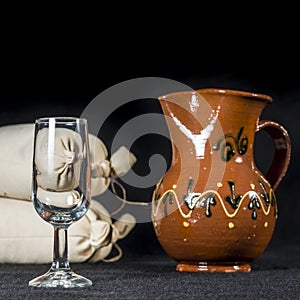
[
  {"xmin": 199, "ymin": 194, "xmax": 216, "ymax": 217},
  {"xmin": 258, "ymin": 180, "xmax": 270, "ymax": 206},
  {"xmin": 183, "ymin": 179, "xmax": 216, "ymax": 216},
  {"xmin": 183, "ymin": 178, "xmax": 201, "ymax": 210},
  {"xmin": 247, "ymin": 180, "xmax": 276, "ymax": 219},
  {"xmin": 248, "ymin": 193, "xmax": 261, "ymax": 220},
  {"xmin": 157, "ymin": 178, "xmax": 276, "ymax": 221},
  {"xmin": 213, "ymin": 126, "xmax": 248, "ymax": 161},
  {"xmin": 225, "ymin": 180, "xmax": 242, "ymax": 209}
]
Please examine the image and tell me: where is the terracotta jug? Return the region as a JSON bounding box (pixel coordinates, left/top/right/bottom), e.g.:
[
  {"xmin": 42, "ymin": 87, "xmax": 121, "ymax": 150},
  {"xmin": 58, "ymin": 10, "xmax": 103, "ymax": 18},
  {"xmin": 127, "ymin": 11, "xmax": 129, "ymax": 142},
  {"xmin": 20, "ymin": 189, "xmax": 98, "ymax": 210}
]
[{"xmin": 152, "ymin": 88, "xmax": 291, "ymax": 272}]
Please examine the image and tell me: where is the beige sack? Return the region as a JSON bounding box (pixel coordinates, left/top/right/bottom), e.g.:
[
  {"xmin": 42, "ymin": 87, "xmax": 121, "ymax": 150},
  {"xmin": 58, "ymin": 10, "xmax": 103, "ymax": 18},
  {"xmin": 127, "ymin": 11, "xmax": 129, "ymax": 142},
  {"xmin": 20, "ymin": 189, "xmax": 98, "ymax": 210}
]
[
  {"xmin": 0, "ymin": 197, "xmax": 135, "ymax": 263},
  {"xmin": 0, "ymin": 123, "xmax": 136, "ymax": 200},
  {"xmin": 34, "ymin": 127, "xmax": 84, "ymax": 192},
  {"xmin": 0, "ymin": 123, "xmax": 137, "ymax": 263}
]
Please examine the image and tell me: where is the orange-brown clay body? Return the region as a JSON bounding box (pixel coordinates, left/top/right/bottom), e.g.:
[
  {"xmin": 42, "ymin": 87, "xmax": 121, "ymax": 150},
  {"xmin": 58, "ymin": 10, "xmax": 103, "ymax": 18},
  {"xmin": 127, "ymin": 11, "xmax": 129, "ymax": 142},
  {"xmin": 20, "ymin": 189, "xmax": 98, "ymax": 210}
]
[{"xmin": 152, "ymin": 89, "xmax": 291, "ymax": 272}]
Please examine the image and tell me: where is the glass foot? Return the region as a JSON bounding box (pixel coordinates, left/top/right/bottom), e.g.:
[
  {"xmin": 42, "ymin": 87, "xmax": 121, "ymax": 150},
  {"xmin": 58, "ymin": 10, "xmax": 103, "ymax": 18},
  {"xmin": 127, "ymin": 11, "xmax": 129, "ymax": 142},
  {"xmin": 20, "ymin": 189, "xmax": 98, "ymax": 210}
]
[{"xmin": 29, "ymin": 268, "xmax": 92, "ymax": 288}]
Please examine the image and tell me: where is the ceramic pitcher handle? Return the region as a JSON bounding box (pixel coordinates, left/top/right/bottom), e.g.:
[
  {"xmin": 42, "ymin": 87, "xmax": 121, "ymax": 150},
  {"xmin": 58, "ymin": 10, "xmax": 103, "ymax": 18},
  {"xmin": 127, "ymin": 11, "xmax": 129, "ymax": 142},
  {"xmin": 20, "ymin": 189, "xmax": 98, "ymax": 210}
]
[{"xmin": 257, "ymin": 120, "xmax": 291, "ymax": 191}]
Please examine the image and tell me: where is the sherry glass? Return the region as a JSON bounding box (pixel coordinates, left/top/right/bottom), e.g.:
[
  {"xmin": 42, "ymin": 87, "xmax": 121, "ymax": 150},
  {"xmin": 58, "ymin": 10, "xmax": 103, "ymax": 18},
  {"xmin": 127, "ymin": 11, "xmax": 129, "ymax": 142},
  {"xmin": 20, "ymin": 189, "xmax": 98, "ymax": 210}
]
[{"xmin": 29, "ymin": 117, "xmax": 92, "ymax": 288}]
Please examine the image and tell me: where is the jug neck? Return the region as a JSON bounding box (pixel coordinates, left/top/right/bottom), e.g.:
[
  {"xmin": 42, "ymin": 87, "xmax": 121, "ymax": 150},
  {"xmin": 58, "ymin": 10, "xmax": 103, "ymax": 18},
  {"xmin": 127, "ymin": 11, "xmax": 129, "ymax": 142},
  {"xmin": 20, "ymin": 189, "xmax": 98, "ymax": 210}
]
[
  {"xmin": 197, "ymin": 88, "xmax": 271, "ymax": 129},
  {"xmin": 158, "ymin": 88, "xmax": 272, "ymax": 162}
]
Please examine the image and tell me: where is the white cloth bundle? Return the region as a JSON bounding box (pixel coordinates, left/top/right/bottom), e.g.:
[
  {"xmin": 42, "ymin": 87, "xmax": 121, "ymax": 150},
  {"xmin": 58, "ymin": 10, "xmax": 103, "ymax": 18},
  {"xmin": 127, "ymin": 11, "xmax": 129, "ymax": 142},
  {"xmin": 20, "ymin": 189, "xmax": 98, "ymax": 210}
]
[
  {"xmin": 34, "ymin": 127, "xmax": 84, "ymax": 192},
  {"xmin": 0, "ymin": 123, "xmax": 137, "ymax": 200},
  {"xmin": 0, "ymin": 197, "xmax": 135, "ymax": 263},
  {"xmin": 0, "ymin": 123, "xmax": 137, "ymax": 263}
]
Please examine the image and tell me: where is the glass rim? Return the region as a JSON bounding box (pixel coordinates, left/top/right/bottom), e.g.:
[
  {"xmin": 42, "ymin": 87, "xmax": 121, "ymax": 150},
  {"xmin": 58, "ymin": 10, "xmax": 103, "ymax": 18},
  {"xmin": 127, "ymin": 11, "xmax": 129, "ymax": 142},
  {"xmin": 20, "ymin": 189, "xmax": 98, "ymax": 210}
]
[{"xmin": 35, "ymin": 116, "xmax": 87, "ymax": 124}]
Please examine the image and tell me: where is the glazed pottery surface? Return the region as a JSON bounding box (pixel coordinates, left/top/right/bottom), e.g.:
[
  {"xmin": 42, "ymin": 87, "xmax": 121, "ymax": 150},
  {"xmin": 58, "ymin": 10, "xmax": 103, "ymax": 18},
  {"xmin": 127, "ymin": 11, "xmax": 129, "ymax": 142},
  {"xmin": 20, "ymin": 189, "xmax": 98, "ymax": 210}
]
[{"xmin": 152, "ymin": 88, "xmax": 291, "ymax": 272}]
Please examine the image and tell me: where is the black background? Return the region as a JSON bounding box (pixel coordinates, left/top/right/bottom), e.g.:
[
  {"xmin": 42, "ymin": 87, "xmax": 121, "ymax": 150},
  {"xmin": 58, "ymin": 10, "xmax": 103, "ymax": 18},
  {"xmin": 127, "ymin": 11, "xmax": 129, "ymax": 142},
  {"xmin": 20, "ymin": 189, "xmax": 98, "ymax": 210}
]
[{"xmin": 1, "ymin": 38, "xmax": 299, "ymax": 256}]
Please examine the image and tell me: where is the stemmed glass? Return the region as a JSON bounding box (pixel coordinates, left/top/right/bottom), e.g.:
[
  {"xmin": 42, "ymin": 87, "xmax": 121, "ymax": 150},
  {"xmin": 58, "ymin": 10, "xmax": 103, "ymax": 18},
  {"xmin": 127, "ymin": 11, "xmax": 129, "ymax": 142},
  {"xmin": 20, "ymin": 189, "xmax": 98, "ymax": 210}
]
[{"xmin": 29, "ymin": 117, "xmax": 92, "ymax": 288}]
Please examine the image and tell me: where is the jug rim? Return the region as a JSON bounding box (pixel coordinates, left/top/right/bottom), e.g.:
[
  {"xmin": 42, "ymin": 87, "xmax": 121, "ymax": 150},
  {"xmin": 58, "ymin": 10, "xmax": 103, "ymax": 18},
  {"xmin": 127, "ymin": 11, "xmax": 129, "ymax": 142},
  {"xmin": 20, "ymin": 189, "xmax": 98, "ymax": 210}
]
[{"xmin": 158, "ymin": 88, "xmax": 273, "ymax": 103}]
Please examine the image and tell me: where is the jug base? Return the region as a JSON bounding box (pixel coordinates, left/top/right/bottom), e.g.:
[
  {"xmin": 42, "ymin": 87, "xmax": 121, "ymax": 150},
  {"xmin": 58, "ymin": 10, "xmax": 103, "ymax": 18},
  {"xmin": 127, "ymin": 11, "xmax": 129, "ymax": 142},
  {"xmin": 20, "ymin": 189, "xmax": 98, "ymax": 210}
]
[{"xmin": 176, "ymin": 262, "xmax": 251, "ymax": 273}]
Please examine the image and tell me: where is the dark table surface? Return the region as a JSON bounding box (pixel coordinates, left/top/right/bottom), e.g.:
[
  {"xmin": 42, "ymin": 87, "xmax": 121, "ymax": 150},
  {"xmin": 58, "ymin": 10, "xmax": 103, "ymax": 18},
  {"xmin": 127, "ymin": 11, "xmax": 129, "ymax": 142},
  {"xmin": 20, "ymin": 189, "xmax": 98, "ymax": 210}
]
[{"xmin": 1, "ymin": 241, "xmax": 300, "ymax": 299}]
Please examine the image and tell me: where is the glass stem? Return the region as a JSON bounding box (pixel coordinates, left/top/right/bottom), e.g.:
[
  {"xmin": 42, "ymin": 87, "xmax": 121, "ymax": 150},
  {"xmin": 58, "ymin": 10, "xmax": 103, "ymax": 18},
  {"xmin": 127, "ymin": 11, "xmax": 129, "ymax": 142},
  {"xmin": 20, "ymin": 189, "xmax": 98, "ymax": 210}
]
[{"xmin": 51, "ymin": 226, "xmax": 71, "ymax": 271}]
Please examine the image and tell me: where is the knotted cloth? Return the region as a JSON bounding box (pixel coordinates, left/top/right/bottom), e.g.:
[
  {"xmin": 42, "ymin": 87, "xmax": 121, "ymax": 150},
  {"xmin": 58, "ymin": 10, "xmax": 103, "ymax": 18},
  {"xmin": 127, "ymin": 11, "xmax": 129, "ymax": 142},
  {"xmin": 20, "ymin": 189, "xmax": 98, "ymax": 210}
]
[
  {"xmin": 0, "ymin": 123, "xmax": 136, "ymax": 200},
  {"xmin": 0, "ymin": 123, "xmax": 137, "ymax": 263}
]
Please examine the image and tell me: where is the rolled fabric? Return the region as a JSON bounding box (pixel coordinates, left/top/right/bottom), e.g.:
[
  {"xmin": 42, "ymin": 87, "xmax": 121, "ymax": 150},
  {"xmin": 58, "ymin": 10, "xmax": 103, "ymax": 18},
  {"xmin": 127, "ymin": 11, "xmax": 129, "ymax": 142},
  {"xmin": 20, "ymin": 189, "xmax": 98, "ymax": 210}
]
[
  {"xmin": 0, "ymin": 123, "xmax": 136, "ymax": 200},
  {"xmin": 0, "ymin": 124, "xmax": 34, "ymax": 200},
  {"xmin": 0, "ymin": 197, "xmax": 136, "ymax": 263},
  {"xmin": 90, "ymin": 139, "xmax": 137, "ymax": 195},
  {"xmin": 35, "ymin": 127, "xmax": 84, "ymax": 192}
]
